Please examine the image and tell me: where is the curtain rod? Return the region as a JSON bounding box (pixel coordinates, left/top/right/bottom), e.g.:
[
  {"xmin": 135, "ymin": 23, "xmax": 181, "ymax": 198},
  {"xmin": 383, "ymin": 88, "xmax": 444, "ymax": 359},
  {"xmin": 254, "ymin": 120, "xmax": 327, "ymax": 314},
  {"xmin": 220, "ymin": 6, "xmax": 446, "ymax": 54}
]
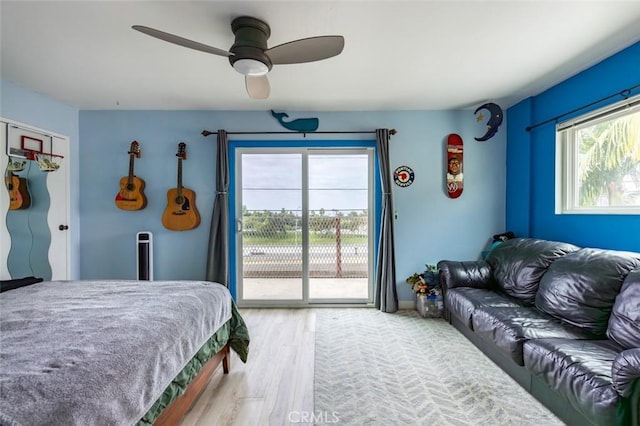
[
  {"xmin": 201, "ymin": 129, "xmax": 397, "ymax": 137},
  {"xmin": 525, "ymin": 83, "xmax": 640, "ymax": 132}
]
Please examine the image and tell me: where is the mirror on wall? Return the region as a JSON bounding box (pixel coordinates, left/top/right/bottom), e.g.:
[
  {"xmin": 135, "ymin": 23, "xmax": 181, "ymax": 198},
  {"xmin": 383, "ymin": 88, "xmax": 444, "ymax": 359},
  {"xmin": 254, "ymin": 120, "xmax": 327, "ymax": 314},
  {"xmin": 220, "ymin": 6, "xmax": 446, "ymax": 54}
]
[{"xmin": 4, "ymin": 158, "xmax": 52, "ymax": 279}]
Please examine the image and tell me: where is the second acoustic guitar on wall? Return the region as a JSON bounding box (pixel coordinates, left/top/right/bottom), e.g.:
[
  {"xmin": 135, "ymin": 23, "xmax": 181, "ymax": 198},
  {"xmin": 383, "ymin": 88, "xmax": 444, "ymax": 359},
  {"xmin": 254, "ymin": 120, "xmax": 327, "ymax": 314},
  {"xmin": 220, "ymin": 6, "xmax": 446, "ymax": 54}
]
[
  {"xmin": 115, "ymin": 140, "xmax": 147, "ymax": 211},
  {"xmin": 162, "ymin": 142, "xmax": 200, "ymax": 231}
]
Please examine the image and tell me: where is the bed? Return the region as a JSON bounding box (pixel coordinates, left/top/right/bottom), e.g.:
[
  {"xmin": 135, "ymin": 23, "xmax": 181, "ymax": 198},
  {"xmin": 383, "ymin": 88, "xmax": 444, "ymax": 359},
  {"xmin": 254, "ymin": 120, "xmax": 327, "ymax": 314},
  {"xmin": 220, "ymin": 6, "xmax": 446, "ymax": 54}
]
[{"xmin": 0, "ymin": 279, "xmax": 249, "ymax": 425}]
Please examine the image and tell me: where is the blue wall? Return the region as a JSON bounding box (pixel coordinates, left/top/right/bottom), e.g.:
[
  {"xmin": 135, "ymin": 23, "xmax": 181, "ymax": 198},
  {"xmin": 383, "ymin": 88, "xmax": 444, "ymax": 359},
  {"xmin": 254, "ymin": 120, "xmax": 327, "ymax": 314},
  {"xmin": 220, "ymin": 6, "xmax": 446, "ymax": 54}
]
[
  {"xmin": 4, "ymin": 40, "xmax": 639, "ymax": 299},
  {"xmin": 506, "ymin": 41, "xmax": 640, "ymax": 251},
  {"xmin": 0, "ymin": 80, "xmax": 80, "ymax": 278},
  {"xmin": 1, "ymin": 81, "xmax": 507, "ymax": 302},
  {"xmin": 79, "ymin": 110, "xmax": 506, "ymax": 301}
]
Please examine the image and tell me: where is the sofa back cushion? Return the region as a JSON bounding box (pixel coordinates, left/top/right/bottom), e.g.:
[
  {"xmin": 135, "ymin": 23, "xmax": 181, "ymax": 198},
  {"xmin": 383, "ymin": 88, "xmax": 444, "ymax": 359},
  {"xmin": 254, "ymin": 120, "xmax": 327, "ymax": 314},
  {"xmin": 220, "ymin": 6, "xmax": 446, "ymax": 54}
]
[
  {"xmin": 486, "ymin": 238, "xmax": 579, "ymax": 304},
  {"xmin": 536, "ymin": 248, "xmax": 640, "ymax": 337},
  {"xmin": 607, "ymin": 269, "xmax": 640, "ymax": 349}
]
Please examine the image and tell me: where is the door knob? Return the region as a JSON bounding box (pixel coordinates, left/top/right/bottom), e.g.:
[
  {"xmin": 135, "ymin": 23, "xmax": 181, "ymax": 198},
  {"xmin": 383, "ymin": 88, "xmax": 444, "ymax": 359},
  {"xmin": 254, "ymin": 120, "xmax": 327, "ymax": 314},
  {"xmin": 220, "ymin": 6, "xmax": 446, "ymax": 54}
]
[{"xmin": 58, "ymin": 225, "xmax": 69, "ymax": 231}]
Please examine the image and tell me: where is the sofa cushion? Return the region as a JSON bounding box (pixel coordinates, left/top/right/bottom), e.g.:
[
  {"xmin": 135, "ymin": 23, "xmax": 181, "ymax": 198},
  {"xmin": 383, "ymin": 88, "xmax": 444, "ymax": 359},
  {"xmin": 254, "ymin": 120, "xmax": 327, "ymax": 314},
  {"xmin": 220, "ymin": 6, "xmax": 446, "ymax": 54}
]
[
  {"xmin": 471, "ymin": 306, "xmax": 597, "ymax": 365},
  {"xmin": 535, "ymin": 248, "xmax": 640, "ymax": 337},
  {"xmin": 524, "ymin": 339, "xmax": 625, "ymax": 425},
  {"xmin": 607, "ymin": 269, "xmax": 640, "ymax": 349},
  {"xmin": 612, "ymin": 348, "xmax": 640, "ymax": 398},
  {"xmin": 438, "ymin": 260, "xmax": 495, "ymax": 290},
  {"xmin": 486, "ymin": 238, "xmax": 579, "ymax": 304},
  {"xmin": 445, "ymin": 287, "xmax": 524, "ymax": 328}
]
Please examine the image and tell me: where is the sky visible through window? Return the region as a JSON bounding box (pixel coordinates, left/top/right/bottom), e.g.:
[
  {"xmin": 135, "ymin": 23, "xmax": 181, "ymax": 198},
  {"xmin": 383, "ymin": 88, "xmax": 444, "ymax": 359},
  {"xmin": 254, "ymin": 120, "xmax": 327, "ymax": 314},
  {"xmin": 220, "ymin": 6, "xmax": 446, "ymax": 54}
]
[{"xmin": 242, "ymin": 153, "xmax": 369, "ymax": 213}]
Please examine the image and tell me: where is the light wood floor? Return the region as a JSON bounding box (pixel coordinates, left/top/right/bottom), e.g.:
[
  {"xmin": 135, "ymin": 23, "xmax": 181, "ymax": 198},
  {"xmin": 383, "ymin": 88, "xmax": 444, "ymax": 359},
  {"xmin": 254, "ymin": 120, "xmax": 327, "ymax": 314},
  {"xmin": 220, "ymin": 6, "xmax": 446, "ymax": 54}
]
[{"xmin": 179, "ymin": 309, "xmax": 316, "ymax": 426}]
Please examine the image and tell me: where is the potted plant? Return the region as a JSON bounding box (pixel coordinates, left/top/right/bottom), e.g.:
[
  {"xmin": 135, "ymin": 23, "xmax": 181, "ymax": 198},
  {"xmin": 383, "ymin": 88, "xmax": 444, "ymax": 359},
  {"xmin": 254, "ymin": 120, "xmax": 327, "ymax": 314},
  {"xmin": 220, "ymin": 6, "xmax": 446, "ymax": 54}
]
[{"xmin": 406, "ymin": 264, "xmax": 443, "ymax": 318}]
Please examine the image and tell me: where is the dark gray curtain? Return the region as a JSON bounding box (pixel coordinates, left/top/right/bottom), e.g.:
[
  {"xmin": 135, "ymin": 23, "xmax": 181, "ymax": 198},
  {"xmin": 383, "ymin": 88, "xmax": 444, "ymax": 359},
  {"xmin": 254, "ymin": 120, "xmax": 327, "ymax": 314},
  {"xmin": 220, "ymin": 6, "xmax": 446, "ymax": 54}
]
[
  {"xmin": 206, "ymin": 130, "xmax": 229, "ymax": 287},
  {"xmin": 374, "ymin": 128, "xmax": 398, "ymax": 312}
]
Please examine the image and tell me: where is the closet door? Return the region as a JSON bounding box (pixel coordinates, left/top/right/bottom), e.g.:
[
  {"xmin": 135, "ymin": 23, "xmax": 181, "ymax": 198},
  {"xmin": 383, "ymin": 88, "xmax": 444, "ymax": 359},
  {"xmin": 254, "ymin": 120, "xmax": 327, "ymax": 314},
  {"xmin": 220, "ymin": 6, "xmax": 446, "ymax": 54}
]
[{"xmin": 1, "ymin": 119, "xmax": 70, "ymax": 280}]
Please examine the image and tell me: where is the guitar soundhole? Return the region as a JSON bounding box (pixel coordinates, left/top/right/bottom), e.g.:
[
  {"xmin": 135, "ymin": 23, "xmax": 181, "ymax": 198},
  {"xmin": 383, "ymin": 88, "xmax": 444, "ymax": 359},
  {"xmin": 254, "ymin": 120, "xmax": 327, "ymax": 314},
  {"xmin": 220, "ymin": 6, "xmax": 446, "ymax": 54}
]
[
  {"xmin": 126, "ymin": 183, "xmax": 135, "ymax": 191},
  {"xmin": 173, "ymin": 196, "xmax": 191, "ymax": 214}
]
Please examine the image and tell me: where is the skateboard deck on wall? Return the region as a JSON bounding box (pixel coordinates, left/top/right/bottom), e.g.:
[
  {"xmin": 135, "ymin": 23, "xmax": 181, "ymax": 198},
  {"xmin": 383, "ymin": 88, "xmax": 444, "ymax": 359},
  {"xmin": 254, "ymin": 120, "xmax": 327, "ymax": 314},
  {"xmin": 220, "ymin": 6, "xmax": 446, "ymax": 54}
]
[{"xmin": 446, "ymin": 133, "xmax": 464, "ymax": 198}]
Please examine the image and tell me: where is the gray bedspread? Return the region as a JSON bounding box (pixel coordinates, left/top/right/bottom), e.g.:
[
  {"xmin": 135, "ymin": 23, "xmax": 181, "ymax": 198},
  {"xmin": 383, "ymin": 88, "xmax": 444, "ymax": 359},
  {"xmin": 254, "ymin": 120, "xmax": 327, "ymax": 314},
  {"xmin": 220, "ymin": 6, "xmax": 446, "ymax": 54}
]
[{"xmin": 0, "ymin": 280, "xmax": 233, "ymax": 426}]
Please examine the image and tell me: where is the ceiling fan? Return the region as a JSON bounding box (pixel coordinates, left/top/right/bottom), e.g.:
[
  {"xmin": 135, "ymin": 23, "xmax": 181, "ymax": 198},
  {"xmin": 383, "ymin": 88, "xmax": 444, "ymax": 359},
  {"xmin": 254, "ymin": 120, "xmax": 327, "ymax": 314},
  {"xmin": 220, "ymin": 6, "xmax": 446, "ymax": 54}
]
[{"xmin": 132, "ymin": 16, "xmax": 345, "ymax": 100}]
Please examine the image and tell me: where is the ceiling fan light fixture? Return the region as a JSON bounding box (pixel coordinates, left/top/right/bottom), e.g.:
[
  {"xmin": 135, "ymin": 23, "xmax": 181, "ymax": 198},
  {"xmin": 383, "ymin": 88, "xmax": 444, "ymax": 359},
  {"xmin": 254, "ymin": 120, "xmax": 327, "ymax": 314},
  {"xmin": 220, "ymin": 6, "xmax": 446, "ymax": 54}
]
[
  {"xmin": 232, "ymin": 58, "xmax": 269, "ymax": 76},
  {"xmin": 134, "ymin": 16, "xmax": 344, "ymax": 100}
]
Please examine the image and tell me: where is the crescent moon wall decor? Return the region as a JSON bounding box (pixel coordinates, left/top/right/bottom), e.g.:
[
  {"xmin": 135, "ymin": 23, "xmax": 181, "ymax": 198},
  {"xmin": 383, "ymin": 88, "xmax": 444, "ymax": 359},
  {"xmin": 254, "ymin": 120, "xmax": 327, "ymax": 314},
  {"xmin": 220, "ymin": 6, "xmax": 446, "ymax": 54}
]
[{"xmin": 473, "ymin": 102, "xmax": 503, "ymax": 141}]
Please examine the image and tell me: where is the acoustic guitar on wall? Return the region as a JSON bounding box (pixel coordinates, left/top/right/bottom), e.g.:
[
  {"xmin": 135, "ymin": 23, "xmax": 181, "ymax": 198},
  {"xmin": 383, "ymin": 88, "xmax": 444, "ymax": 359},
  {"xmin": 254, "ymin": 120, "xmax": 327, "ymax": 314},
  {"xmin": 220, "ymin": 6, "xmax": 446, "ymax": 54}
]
[
  {"xmin": 5, "ymin": 171, "xmax": 31, "ymax": 210},
  {"xmin": 115, "ymin": 141, "xmax": 147, "ymax": 210},
  {"xmin": 162, "ymin": 142, "xmax": 200, "ymax": 231}
]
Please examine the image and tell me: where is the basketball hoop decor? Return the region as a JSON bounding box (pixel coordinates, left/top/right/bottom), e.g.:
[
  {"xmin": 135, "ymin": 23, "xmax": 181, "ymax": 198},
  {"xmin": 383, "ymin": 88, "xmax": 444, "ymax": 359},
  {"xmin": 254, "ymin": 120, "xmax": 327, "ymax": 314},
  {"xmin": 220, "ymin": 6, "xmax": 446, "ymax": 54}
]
[
  {"xmin": 21, "ymin": 136, "xmax": 43, "ymax": 152},
  {"xmin": 12, "ymin": 135, "xmax": 64, "ymax": 172},
  {"xmin": 393, "ymin": 165, "xmax": 415, "ymax": 187}
]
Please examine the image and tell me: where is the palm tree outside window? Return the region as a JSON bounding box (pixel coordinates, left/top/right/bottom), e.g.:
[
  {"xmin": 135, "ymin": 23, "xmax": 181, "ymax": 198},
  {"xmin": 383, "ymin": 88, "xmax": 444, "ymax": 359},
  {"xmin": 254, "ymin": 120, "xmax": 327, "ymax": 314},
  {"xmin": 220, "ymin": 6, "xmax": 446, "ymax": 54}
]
[{"xmin": 556, "ymin": 94, "xmax": 640, "ymax": 214}]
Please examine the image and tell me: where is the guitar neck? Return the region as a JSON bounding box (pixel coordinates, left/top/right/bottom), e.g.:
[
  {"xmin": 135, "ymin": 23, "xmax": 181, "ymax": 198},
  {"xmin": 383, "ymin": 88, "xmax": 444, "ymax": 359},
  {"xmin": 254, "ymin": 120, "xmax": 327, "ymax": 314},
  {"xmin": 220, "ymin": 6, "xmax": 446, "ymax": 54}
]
[
  {"xmin": 176, "ymin": 158, "xmax": 183, "ymax": 196},
  {"xmin": 127, "ymin": 154, "xmax": 135, "ymax": 185}
]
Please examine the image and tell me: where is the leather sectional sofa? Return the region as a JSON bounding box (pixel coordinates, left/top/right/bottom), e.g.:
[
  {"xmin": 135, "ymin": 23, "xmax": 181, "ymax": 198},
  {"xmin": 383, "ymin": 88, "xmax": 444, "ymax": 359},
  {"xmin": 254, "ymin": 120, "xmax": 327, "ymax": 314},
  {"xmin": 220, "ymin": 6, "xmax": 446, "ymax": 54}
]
[{"xmin": 438, "ymin": 238, "xmax": 640, "ymax": 426}]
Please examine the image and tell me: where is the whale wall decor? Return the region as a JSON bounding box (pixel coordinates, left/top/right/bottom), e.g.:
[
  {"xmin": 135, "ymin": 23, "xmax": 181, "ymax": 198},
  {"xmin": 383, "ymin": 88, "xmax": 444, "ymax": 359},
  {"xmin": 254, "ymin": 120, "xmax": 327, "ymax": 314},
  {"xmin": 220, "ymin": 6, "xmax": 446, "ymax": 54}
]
[
  {"xmin": 473, "ymin": 102, "xmax": 503, "ymax": 141},
  {"xmin": 271, "ymin": 110, "xmax": 319, "ymax": 132}
]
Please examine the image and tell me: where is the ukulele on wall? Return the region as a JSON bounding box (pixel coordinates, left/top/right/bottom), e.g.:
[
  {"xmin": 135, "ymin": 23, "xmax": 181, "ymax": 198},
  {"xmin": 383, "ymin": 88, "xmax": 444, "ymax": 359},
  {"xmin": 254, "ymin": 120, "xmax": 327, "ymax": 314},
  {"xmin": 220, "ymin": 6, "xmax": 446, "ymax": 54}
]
[
  {"xmin": 162, "ymin": 142, "xmax": 200, "ymax": 231},
  {"xmin": 115, "ymin": 141, "xmax": 147, "ymax": 210},
  {"xmin": 5, "ymin": 170, "xmax": 31, "ymax": 210}
]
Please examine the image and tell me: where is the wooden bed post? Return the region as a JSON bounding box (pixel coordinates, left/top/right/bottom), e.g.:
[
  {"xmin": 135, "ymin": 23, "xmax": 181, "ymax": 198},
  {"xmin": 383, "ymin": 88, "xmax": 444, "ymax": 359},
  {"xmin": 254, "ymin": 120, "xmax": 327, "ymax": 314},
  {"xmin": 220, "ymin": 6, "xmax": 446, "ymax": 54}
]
[{"xmin": 222, "ymin": 345, "xmax": 230, "ymax": 374}]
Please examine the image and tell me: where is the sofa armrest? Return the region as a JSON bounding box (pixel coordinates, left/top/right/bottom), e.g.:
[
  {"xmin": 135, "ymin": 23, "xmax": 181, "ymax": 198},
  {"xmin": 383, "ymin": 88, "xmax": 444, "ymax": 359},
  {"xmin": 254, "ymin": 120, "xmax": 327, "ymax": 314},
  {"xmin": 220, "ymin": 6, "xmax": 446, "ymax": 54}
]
[
  {"xmin": 437, "ymin": 260, "xmax": 494, "ymax": 291},
  {"xmin": 612, "ymin": 348, "xmax": 640, "ymax": 398}
]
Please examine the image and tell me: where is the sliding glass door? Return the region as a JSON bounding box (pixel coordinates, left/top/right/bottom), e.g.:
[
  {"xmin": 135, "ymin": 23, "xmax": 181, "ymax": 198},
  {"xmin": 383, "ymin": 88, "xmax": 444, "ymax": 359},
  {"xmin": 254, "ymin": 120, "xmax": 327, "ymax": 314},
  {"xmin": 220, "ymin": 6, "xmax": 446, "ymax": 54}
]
[
  {"xmin": 235, "ymin": 147, "xmax": 374, "ymax": 307},
  {"xmin": 239, "ymin": 151, "xmax": 304, "ymax": 301}
]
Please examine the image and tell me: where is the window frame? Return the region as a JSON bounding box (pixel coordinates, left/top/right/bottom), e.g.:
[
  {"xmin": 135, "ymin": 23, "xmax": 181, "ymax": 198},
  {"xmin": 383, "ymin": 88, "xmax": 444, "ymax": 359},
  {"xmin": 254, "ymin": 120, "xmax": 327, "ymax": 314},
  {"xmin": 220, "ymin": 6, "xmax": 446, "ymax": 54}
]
[
  {"xmin": 227, "ymin": 138, "xmax": 381, "ymax": 304},
  {"xmin": 555, "ymin": 93, "xmax": 640, "ymax": 215}
]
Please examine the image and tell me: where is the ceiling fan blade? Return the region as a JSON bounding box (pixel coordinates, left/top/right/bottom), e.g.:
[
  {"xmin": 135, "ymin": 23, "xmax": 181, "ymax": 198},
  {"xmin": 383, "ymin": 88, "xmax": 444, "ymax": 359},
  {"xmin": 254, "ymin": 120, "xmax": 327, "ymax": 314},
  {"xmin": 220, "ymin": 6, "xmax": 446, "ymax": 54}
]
[
  {"xmin": 245, "ymin": 75, "xmax": 270, "ymax": 99},
  {"xmin": 132, "ymin": 25, "xmax": 232, "ymax": 57},
  {"xmin": 266, "ymin": 36, "xmax": 344, "ymax": 65}
]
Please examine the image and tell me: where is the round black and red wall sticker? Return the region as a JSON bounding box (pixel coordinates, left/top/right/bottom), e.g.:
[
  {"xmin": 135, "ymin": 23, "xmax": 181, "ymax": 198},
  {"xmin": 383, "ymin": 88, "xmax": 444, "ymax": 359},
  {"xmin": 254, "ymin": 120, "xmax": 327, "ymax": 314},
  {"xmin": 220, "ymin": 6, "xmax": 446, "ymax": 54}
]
[{"xmin": 393, "ymin": 166, "xmax": 414, "ymax": 187}]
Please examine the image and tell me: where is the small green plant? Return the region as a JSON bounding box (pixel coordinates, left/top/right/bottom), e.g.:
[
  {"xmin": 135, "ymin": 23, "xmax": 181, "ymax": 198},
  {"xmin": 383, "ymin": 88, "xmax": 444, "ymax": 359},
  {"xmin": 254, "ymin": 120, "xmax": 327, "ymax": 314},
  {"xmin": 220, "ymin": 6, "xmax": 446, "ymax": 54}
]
[{"xmin": 406, "ymin": 264, "xmax": 439, "ymax": 296}]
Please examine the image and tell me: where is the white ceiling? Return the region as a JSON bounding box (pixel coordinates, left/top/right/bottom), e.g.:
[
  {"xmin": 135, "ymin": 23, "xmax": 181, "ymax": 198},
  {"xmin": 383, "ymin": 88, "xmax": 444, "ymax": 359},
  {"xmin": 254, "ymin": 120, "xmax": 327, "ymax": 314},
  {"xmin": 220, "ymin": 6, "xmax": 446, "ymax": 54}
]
[{"xmin": 1, "ymin": 1, "xmax": 640, "ymax": 111}]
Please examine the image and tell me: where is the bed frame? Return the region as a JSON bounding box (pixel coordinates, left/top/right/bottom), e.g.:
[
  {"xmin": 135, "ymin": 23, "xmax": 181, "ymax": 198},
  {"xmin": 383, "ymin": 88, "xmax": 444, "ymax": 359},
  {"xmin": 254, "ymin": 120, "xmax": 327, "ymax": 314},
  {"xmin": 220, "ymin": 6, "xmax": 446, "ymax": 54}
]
[{"xmin": 154, "ymin": 344, "xmax": 231, "ymax": 425}]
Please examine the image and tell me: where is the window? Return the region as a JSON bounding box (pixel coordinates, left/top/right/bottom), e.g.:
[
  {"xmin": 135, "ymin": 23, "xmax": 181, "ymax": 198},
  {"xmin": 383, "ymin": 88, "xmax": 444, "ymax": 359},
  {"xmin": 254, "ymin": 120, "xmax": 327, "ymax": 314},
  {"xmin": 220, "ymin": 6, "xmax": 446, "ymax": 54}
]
[{"xmin": 556, "ymin": 94, "xmax": 640, "ymax": 214}]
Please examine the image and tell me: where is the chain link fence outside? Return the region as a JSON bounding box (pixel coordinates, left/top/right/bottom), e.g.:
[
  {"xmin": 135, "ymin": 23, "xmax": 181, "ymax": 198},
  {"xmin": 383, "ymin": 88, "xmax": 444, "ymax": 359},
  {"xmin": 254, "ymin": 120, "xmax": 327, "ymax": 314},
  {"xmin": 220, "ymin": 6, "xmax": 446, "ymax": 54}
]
[{"xmin": 242, "ymin": 209, "xmax": 368, "ymax": 278}]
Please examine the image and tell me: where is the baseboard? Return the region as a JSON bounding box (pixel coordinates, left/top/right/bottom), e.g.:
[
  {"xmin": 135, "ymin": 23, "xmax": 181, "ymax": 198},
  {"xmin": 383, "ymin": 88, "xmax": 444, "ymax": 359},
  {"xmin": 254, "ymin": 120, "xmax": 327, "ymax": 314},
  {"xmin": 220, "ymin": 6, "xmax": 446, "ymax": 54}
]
[{"xmin": 398, "ymin": 300, "xmax": 415, "ymax": 310}]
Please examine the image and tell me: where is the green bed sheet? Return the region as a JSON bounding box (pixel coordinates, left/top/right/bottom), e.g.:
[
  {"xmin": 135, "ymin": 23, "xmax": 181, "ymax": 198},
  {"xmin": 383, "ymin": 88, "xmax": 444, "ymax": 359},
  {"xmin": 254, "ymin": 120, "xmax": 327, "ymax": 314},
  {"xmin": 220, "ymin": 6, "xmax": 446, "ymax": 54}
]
[{"xmin": 138, "ymin": 303, "xmax": 249, "ymax": 425}]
